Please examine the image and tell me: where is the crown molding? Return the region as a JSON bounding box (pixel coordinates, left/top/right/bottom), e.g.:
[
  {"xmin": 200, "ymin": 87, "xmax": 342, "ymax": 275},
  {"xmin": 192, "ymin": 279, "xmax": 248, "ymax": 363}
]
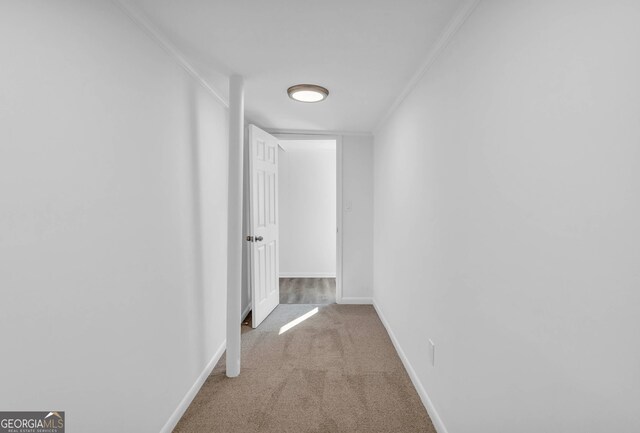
[
  {"xmin": 111, "ymin": 0, "xmax": 229, "ymax": 108},
  {"xmin": 264, "ymin": 128, "xmax": 373, "ymax": 138},
  {"xmin": 373, "ymin": 0, "xmax": 481, "ymax": 134}
]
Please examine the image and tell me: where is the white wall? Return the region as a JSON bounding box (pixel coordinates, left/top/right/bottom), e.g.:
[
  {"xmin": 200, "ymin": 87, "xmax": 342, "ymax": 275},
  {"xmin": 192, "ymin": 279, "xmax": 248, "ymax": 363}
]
[
  {"xmin": 0, "ymin": 2, "xmax": 228, "ymax": 432},
  {"xmin": 342, "ymin": 135, "xmax": 374, "ymax": 301},
  {"xmin": 373, "ymin": 1, "xmax": 640, "ymax": 433},
  {"xmin": 279, "ymin": 141, "xmax": 336, "ymax": 277}
]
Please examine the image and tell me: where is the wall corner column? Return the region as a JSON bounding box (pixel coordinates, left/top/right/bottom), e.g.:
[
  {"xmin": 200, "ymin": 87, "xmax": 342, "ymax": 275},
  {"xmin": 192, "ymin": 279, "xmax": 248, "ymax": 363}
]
[{"xmin": 226, "ymin": 75, "xmax": 244, "ymax": 377}]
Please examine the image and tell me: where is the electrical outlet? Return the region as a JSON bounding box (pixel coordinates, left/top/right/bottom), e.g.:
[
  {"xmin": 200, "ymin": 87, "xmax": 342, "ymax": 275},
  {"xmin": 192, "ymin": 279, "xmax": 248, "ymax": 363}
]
[{"xmin": 428, "ymin": 339, "xmax": 435, "ymax": 366}]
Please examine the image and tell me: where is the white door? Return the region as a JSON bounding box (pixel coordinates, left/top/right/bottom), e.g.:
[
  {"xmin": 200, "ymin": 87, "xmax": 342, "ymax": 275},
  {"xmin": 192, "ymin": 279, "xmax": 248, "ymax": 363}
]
[{"xmin": 248, "ymin": 125, "xmax": 280, "ymax": 328}]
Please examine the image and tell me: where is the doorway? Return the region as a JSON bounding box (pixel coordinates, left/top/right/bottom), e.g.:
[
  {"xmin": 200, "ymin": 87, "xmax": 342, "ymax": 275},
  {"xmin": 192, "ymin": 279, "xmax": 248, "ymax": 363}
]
[
  {"xmin": 277, "ymin": 138, "xmax": 338, "ymax": 304},
  {"xmin": 241, "ymin": 129, "xmax": 344, "ymax": 329}
]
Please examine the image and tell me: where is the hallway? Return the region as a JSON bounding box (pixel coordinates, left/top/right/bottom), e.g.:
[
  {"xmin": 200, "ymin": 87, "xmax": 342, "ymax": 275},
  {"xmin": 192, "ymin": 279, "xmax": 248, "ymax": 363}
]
[
  {"xmin": 174, "ymin": 304, "xmax": 435, "ymax": 433},
  {"xmin": 3, "ymin": 2, "xmax": 640, "ymax": 432}
]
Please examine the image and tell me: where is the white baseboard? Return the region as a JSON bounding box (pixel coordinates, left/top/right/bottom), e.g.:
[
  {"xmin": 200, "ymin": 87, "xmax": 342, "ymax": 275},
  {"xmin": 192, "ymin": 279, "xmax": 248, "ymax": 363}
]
[
  {"xmin": 159, "ymin": 340, "xmax": 226, "ymax": 433},
  {"xmin": 241, "ymin": 303, "xmax": 251, "ymax": 322},
  {"xmin": 339, "ymin": 297, "xmax": 373, "ymax": 305},
  {"xmin": 373, "ymin": 300, "xmax": 449, "ymax": 433},
  {"xmin": 279, "ymin": 273, "xmax": 337, "ymax": 278}
]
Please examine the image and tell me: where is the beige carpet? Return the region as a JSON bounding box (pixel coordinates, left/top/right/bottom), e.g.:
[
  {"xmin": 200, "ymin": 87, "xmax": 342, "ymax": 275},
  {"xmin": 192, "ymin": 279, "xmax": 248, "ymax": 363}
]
[{"xmin": 174, "ymin": 304, "xmax": 436, "ymax": 433}]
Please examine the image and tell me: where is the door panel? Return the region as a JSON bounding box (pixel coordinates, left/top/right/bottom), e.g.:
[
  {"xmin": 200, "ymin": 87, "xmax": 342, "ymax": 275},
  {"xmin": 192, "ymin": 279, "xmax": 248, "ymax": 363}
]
[{"xmin": 249, "ymin": 125, "xmax": 279, "ymax": 328}]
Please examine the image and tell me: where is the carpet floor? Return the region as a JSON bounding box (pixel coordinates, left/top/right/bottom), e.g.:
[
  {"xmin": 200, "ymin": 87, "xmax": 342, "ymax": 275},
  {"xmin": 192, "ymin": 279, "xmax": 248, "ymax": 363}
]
[{"xmin": 174, "ymin": 304, "xmax": 436, "ymax": 433}]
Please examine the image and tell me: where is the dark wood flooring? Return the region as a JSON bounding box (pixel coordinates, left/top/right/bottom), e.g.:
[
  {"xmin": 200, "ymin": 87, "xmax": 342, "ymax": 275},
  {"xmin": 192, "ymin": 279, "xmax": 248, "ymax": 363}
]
[{"xmin": 279, "ymin": 277, "xmax": 336, "ymax": 304}]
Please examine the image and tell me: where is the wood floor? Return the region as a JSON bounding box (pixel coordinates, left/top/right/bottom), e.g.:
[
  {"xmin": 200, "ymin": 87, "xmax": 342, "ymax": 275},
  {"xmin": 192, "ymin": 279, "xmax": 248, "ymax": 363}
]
[{"xmin": 279, "ymin": 277, "xmax": 336, "ymax": 304}]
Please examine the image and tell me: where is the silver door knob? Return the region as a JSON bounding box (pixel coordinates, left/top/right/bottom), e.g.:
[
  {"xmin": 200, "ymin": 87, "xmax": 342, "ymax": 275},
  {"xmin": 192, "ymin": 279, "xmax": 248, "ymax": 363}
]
[{"xmin": 255, "ymin": 236, "xmax": 264, "ymax": 242}]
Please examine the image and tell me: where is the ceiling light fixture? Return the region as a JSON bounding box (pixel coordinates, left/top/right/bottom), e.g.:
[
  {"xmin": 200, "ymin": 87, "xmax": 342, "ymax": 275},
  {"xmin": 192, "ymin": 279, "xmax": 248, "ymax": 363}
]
[{"xmin": 287, "ymin": 84, "xmax": 329, "ymax": 103}]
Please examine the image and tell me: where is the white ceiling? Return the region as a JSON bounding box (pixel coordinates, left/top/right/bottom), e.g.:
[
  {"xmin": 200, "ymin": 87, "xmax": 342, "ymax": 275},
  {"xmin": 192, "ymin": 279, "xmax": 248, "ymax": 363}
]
[{"xmin": 126, "ymin": 0, "xmax": 466, "ymax": 133}]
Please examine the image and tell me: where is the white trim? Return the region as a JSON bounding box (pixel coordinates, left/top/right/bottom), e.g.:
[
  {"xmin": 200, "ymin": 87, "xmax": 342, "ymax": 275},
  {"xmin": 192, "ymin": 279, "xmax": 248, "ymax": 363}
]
[
  {"xmin": 266, "ymin": 129, "xmax": 372, "ymax": 138},
  {"xmin": 274, "ymin": 133, "xmax": 344, "ymax": 304},
  {"xmin": 339, "ymin": 297, "xmax": 373, "ymax": 305},
  {"xmin": 110, "ymin": 0, "xmax": 228, "ymax": 108},
  {"xmin": 336, "ymin": 137, "xmax": 344, "ymax": 303},
  {"xmin": 373, "ymin": 300, "xmax": 449, "ymax": 433},
  {"xmin": 159, "ymin": 340, "xmax": 226, "ymax": 433},
  {"xmin": 241, "ymin": 303, "xmax": 251, "ymax": 322},
  {"xmin": 373, "ymin": 0, "xmax": 481, "ymax": 133},
  {"xmin": 279, "ymin": 273, "xmax": 337, "ymax": 278}
]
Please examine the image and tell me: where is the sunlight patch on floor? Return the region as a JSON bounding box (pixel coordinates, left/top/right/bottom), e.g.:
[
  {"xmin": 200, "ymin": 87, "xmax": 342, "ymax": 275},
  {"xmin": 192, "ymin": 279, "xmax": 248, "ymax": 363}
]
[{"xmin": 278, "ymin": 307, "xmax": 319, "ymax": 335}]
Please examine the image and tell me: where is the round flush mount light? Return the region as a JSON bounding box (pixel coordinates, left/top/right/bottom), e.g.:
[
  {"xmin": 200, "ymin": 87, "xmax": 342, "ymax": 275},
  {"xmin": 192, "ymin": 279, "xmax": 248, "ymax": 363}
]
[{"xmin": 287, "ymin": 84, "xmax": 329, "ymax": 103}]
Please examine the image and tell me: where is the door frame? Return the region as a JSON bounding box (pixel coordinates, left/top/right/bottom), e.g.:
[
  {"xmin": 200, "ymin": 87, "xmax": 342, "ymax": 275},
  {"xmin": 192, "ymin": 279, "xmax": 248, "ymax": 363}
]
[{"xmin": 270, "ymin": 132, "xmax": 344, "ymax": 303}]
